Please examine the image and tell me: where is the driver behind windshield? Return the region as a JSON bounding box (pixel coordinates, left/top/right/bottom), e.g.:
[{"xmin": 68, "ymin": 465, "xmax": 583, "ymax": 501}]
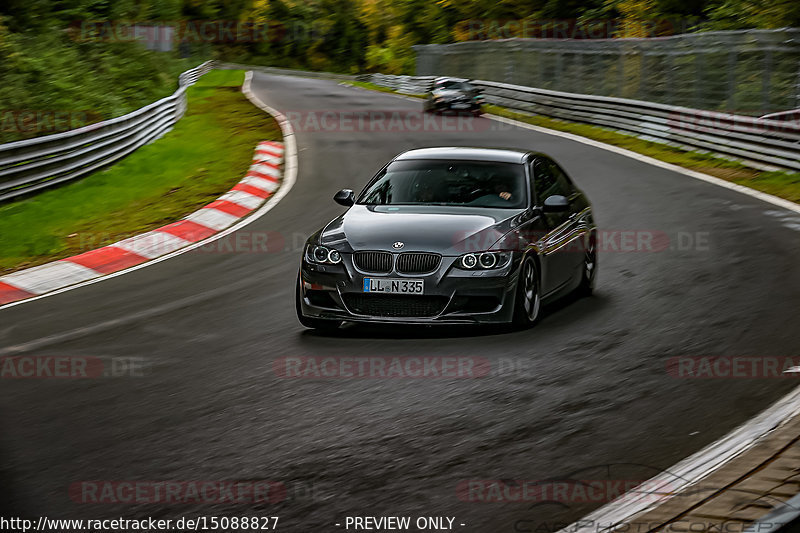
[
  {"xmin": 358, "ymin": 160, "xmax": 527, "ymax": 208},
  {"xmin": 468, "ymin": 173, "xmax": 520, "ymax": 206}
]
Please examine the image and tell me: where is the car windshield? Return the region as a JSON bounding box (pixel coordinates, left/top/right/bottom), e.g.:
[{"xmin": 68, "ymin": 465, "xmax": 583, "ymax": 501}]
[
  {"xmin": 357, "ymin": 159, "xmax": 527, "ymax": 208},
  {"xmin": 435, "ymin": 80, "xmax": 473, "ymax": 92}
]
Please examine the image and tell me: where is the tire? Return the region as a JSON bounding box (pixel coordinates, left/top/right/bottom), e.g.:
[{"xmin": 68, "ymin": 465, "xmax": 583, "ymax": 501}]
[
  {"xmin": 295, "ymin": 273, "xmax": 342, "ymax": 331},
  {"xmin": 578, "ymin": 232, "xmax": 597, "ymax": 296},
  {"xmin": 512, "ymin": 256, "xmax": 542, "ymax": 327}
]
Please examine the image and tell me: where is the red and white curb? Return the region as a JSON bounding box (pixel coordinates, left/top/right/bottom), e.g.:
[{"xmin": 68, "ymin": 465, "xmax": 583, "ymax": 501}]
[{"xmin": 0, "ymin": 140, "xmax": 284, "ymax": 306}]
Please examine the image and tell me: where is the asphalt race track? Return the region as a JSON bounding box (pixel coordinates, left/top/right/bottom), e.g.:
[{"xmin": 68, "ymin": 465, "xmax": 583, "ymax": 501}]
[{"xmin": 1, "ymin": 72, "xmax": 799, "ymax": 532}]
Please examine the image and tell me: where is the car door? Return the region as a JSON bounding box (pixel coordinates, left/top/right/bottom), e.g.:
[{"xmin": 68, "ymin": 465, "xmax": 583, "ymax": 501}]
[{"xmin": 531, "ymin": 157, "xmax": 585, "ymax": 294}]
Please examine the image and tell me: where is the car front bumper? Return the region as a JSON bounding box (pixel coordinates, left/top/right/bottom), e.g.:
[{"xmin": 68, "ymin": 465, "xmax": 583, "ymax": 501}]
[
  {"xmin": 298, "ymin": 254, "xmax": 520, "ymax": 325},
  {"xmin": 433, "ymin": 99, "xmax": 482, "ymax": 112}
]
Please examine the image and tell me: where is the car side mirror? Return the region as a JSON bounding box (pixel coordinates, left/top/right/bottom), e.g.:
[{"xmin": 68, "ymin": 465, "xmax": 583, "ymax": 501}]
[
  {"xmin": 543, "ymin": 194, "xmax": 569, "ymax": 212},
  {"xmin": 334, "ymin": 189, "xmax": 355, "ymax": 207}
]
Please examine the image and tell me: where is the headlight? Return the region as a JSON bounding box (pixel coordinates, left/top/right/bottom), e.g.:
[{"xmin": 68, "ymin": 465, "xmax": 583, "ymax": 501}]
[
  {"xmin": 462, "ymin": 253, "xmax": 478, "ymax": 268},
  {"xmin": 456, "ymin": 251, "xmax": 510, "ymax": 270},
  {"xmin": 305, "ymin": 244, "xmax": 342, "ymax": 265}
]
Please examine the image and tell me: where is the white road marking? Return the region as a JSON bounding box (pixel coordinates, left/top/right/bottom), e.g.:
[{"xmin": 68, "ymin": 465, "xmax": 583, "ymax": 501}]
[
  {"xmin": 184, "ymin": 208, "xmax": 241, "ymax": 231},
  {"xmin": 253, "ymin": 153, "xmax": 282, "ymax": 165},
  {"xmin": 240, "ymin": 175, "xmax": 279, "ymax": 193},
  {"xmin": 250, "ymin": 162, "xmax": 282, "ymax": 178},
  {"xmin": 115, "ymin": 231, "xmax": 193, "ymax": 259},
  {"xmin": 215, "ymin": 189, "xmax": 266, "ymax": 210},
  {"xmin": 1, "ymin": 261, "xmax": 101, "ymax": 295}
]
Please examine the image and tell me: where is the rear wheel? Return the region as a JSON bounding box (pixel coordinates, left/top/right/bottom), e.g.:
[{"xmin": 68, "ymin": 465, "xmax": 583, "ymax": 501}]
[
  {"xmin": 513, "ymin": 256, "xmax": 542, "ymax": 327},
  {"xmin": 295, "ymin": 273, "xmax": 342, "ymax": 331}
]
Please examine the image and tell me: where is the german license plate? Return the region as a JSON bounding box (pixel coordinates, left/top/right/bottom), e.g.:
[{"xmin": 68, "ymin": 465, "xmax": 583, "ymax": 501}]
[
  {"xmin": 451, "ymin": 103, "xmax": 469, "ymax": 109},
  {"xmin": 363, "ymin": 278, "xmax": 424, "ymax": 294}
]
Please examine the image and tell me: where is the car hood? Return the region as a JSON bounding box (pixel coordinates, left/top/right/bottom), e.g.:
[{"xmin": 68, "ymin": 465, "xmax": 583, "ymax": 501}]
[{"xmin": 318, "ymin": 204, "xmax": 526, "ymax": 255}]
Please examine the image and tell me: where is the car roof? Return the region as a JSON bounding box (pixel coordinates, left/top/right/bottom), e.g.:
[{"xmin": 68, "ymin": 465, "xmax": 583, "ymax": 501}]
[
  {"xmin": 394, "ymin": 147, "xmax": 542, "ymax": 164},
  {"xmin": 433, "ymin": 77, "xmax": 469, "ymax": 83}
]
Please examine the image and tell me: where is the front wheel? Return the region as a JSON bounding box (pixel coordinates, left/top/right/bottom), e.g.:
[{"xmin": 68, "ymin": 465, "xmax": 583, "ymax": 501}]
[
  {"xmin": 296, "ymin": 273, "xmax": 342, "ymax": 331},
  {"xmin": 512, "ymin": 256, "xmax": 542, "ymax": 327}
]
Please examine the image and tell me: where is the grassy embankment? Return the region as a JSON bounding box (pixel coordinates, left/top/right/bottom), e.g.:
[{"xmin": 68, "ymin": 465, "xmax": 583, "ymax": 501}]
[{"xmin": 0, "ymin": 69, "xmax": 281, "ymax": 274}]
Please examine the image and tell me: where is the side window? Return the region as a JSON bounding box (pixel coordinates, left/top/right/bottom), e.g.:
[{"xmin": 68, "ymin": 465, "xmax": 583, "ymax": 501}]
[
  {"xmin": 532, "ymin": 158, "xmax": 563, "ymax": 202},
  {"xmin": 547, "ymin": 160, "xmax": 576, "ymax": 196}
]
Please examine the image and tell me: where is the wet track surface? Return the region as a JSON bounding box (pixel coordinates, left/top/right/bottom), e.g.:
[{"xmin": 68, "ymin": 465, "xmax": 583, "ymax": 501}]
[{"xmin": 1, "ymin": 72, "xmax": 800, "ymax": 531}]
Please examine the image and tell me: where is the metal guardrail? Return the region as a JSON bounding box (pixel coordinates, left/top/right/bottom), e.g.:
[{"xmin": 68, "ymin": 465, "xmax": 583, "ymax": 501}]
[
  {"xmin": 367, "ymin": 74, "xmax": 800, "ymax": 172},
  {"xmin": 0, "ymin": 60, "xmax": 215, "ymax": 202},
  {"xmin": 413, "ymin": 30, "xmax": 800, "ymax": 116},
  {"xmin": 369, "ymin": 74, "xmax": 435, "ymax": 94}
]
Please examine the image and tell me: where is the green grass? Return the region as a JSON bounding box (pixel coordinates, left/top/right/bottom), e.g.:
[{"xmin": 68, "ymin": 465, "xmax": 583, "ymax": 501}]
[
  {"xmin": 345, "ymin": 82, "xmax": 800, "ymax": 205},
  {"xmin": 0, "ymin": 69, "xmax": 282, "ymax": 274}
]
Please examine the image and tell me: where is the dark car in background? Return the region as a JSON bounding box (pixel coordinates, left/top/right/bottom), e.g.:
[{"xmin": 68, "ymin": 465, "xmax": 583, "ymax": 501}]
[
  {"xmin": 296, "ymin": 147, "xmax": 597, "ymax": 330},
  {"xmin": 423, "ymin": 77, "xmax": 484, "ymax": 115}
]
